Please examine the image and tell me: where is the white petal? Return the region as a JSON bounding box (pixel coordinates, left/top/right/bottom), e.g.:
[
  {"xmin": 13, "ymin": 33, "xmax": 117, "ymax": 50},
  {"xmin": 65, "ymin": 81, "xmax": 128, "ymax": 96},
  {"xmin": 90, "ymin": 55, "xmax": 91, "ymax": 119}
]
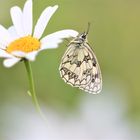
[
  {"xmin": 11, "ymin": 51, "xmax": 26, "ymax": 57},
  {"xmin": 8, "ymin": 26, "xmax": 19, "ymax": 40},
  {"xmin": 33, "ymin": 5, "xmax": 58, "ymax": 39},
  {"xmin": 0, "ymin": 44, "xmax": 5, "ymax": 49},
  {"xmin": 0, "ymin": 49, "xmax": 13, "ymax": 58},
  {"xmin": 10, "ymin": 6, "xmax": 24, "ymax": 37},
  {"xmin": 40, "ymin": 30, "xmax": 78, "ymax": 49},
  {"xmin": 0, "ymin": 25, "xmax": 13, "ymax": 46},
  {"xmin": 3, "ymin": 57, "xmax": 21, "ymax": 68},
  {"xmin": 11, "ymin": 51, "xmax": 38, "ymax": 61},
  {"xmin": 23, "ymin": 0, "xmax": 33, "ymax": 35},
  {"xmin": 25, "ymin": 51, "xmax": 38, "ymax": 61}
]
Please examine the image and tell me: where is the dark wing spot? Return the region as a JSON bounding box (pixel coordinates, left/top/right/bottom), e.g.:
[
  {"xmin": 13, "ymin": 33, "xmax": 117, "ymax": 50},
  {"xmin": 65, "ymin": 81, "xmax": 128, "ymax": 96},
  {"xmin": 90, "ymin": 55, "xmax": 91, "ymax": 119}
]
[
  {"xmin": 67, "ymin": 55, "xmax": 70, "ymax": 58},
  {"xmin": 95, "ymin": 74, "xmax": 98, "ymax": 78},
  {"xmin": 68, "ymin": 71, "xmax": 71, "ymax": 75},
  {"xmin": 83, "ymin": 54, "xmax": 91, "ymax": 63},
  {"xmin": 83, "ymin": 68, "xmax": 92, "ymax": 75},
  {"xmin": 92, "ymin": 57, "xmax": 97, "ymax": 66},
  {"xmin": 76, "ymin": 61, "xmax": 82, "ymax": 67},
  {"xmin": 91, "ymin": 78, "xmax": 95, "ymax": 82},
  {"xmin": 74, "ymin": 74, "xmax": 78, "ymax": 80}
]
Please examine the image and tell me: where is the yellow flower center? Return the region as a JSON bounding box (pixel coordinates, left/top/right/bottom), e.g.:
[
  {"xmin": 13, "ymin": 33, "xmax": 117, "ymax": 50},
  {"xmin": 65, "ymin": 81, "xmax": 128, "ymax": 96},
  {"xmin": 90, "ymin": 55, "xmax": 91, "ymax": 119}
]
[{"xmin": 6, "ymin": 36, "xmax": 41, "ymax": 53}]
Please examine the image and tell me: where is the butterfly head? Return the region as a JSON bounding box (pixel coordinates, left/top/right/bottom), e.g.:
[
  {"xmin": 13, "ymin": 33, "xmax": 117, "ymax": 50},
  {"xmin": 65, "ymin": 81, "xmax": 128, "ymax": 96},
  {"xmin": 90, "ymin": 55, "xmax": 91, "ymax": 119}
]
[
  {"xmin": 75, "ymin": 32, "xmax": 88, "ymax": 43},
  {"xmin": 73, "ymin": 23, "xmax": 90, "ymax": 44}
]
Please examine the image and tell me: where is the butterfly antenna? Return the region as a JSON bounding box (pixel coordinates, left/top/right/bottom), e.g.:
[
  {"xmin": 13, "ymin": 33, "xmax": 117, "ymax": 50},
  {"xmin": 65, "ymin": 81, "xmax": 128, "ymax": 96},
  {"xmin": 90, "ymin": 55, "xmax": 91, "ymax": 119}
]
[{"xmin": 86, "ymin": 22, "xmax": 90, "ymax": 35}]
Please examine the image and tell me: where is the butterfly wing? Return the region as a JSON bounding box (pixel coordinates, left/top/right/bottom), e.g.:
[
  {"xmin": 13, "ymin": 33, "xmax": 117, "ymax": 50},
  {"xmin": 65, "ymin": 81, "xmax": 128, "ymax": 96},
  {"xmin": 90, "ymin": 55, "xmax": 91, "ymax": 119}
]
[
  {"xmin": 78, "ymin": 43, "xmax": 102, "ymax": 94},
  {"xmin": 59, "ymin": 43, "xmax": 92, "ymax": 87},
  {"xmin": 59, "ymin": 42, "xmax": 102, "ymax": 94}
]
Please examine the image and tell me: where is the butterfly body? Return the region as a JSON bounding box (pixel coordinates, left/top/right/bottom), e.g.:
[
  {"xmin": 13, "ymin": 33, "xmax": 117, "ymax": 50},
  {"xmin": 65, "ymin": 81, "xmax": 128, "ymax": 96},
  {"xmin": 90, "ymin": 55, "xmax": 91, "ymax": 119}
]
[{"xmin": 59, "ymin": 32, "xmax": 102, "ymax": 94}]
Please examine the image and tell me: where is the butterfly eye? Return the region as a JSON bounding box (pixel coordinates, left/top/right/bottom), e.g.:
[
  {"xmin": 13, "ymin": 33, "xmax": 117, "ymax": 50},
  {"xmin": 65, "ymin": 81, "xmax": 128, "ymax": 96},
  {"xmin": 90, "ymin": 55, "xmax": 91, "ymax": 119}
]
[{"xmin": 81, "ymin": 34, "xmax": 86, "ymax": 39}]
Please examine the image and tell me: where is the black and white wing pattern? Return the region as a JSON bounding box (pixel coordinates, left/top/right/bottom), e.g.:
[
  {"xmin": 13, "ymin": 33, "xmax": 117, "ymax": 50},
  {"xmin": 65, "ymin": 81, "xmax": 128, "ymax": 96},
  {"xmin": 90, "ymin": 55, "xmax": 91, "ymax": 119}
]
[{"xmin": 59, "ymin": 42, "xmax": 102, "ymax": 94}]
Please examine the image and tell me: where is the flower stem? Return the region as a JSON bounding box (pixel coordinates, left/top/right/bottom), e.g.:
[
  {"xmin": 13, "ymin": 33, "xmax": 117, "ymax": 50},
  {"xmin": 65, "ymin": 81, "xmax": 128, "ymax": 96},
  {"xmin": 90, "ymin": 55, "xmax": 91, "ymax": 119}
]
[{"xmin": 24, "ymin": 59, "xmax": 45, "ymax": 120}]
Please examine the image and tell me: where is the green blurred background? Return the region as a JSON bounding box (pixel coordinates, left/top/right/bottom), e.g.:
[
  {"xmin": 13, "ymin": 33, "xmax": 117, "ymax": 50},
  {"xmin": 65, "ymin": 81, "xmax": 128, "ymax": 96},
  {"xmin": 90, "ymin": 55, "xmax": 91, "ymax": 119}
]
[{"xmin": 0, "ymin": 0, "xmax": 140, "ymax": 139}]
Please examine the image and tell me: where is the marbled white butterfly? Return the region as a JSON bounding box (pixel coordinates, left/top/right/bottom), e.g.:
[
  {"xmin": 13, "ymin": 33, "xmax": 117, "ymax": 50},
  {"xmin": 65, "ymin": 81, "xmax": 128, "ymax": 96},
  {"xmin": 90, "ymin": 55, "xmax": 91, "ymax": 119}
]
[{"xmin": 59, "ymin": 24, "xmax": 102, "ymax": 94}]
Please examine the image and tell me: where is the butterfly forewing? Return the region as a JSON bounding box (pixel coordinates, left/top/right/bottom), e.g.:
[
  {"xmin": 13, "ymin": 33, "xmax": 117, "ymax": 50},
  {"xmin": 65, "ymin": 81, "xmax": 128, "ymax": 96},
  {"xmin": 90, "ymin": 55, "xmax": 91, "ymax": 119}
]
[
  {"xmin": 59, "ymin": 32, "xmax": 102, "ymax": 94},
  {"xmin": 60, "ymin": 43, "xmax": 91, "ymax": 86}
]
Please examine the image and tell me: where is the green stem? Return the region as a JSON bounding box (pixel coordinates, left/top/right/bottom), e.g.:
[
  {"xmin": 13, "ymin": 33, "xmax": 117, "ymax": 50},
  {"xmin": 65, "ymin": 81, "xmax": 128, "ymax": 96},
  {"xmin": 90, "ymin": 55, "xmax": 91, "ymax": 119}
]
[{"xmin": 24, "ymin": 59, "xmax": 45, "ymax": 120}]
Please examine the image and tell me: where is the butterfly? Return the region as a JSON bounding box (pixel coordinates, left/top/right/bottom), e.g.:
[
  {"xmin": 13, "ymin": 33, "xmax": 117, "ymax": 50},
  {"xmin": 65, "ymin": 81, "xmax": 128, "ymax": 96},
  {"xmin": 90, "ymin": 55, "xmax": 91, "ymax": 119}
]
[{"xmin": 59, "ymin": 24, "xmax": 102, "ymax": 94}]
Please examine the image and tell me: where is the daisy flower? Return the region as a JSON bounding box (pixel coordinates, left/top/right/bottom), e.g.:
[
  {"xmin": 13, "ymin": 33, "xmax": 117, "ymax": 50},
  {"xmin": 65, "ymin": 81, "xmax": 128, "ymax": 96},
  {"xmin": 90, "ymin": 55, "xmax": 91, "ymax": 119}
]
[
  {"xmin": 0, "ymin": 0, "xmax": 78, "ymax": 119},
  {"xmin": 0, "ymin": 0, "xmax": 78, "ymax": 68}
]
